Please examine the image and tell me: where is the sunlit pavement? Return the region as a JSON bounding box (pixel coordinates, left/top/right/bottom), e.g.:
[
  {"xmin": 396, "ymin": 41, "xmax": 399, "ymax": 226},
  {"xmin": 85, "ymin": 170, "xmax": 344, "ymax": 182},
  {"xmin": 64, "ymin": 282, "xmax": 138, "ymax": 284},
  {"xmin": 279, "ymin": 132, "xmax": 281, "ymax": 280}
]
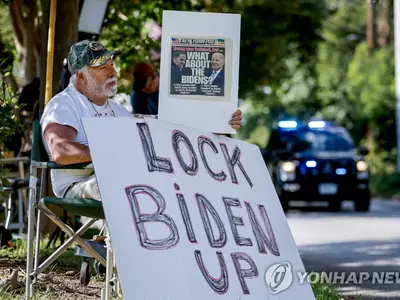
[{"xmin": 287, "ymin": 199, "xmax": 400, "ymax": 299}]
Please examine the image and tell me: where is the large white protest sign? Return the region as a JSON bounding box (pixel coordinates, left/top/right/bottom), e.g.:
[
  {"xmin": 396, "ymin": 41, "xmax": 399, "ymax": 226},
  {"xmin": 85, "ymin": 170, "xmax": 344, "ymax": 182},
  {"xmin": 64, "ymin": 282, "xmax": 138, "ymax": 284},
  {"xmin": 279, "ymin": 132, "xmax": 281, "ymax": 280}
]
[
  {"xmin": 83, "ymin": 117, "xmax": 315, "ymax": 300},
  {"xmin": 158, "ymin": 10, "xmax": 241, "ymax": 134}
]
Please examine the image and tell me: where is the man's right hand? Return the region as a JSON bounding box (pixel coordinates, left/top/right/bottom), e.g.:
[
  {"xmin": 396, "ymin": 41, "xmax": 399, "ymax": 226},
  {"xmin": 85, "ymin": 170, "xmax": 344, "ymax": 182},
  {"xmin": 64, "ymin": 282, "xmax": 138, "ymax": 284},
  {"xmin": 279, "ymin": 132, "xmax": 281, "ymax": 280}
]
[{"xmin": 44, "ymin": 123, "xmax": 92, "ymax": 165}]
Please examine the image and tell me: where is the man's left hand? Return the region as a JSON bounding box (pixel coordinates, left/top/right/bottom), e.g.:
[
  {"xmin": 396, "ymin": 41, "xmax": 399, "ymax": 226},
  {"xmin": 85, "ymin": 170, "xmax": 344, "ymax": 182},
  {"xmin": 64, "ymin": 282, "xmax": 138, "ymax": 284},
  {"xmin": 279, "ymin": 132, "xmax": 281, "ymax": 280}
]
[{"xmin": 229, "ymin": 109, "xmax": 242, "ymax": 130}]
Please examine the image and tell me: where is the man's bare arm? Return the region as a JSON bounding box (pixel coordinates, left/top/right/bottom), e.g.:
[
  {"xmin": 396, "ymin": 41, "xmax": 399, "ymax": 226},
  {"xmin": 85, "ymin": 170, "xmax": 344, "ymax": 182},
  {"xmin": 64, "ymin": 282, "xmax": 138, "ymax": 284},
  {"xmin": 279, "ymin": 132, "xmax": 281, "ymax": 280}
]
[{"xmin": 44, "ymin": 123, "xmax": 91, "ymax": 165}]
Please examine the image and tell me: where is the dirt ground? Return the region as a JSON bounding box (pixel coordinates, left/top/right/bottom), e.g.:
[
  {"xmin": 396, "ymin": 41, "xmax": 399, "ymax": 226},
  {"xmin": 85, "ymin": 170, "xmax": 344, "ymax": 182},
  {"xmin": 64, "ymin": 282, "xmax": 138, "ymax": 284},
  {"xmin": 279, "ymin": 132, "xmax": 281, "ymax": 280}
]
[
  {"xmin": 0, "ymin": 258, "xmax": 104, "ymax": 300},
  {"xmin": 0, "ymin": 257, "xmax": 360, "ymax": 300}
]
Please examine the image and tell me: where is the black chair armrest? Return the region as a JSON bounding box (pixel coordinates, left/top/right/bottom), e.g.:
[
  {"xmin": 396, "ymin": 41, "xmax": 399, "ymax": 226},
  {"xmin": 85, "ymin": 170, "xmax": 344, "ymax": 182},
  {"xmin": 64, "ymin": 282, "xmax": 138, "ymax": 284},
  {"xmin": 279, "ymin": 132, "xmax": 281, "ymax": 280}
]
[{"xmin": 46, "ymin": 162, "xmax": 93, "ymax": 170}]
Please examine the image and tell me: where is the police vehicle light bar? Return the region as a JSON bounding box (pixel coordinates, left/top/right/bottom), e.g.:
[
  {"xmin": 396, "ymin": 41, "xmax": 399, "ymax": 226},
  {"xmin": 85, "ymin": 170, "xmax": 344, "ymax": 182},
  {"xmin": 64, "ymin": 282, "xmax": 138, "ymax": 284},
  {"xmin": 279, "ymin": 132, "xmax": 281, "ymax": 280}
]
[
  {"xmin": 308, "ymin": 121, "xmax": 326, "ymax": 128},
  {"xmin": 278, "ymin": 120, "xmax": 298, "ymax": 128},
  {"xmin": 305, "ymin": 160, "xmax": 317, "ymax": 168}
]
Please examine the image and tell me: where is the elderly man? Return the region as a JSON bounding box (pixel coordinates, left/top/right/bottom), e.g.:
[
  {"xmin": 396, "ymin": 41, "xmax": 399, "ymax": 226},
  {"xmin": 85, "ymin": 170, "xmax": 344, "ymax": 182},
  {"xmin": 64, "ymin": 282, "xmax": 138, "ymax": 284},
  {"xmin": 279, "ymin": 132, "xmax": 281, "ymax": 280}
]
[
  {"xmin": 208, "ymin": 52, "xmax": 225, "ymax": 86},
  {"xmin": 40, "ymin": 40, "xmax": 242, "ymax": 201}
]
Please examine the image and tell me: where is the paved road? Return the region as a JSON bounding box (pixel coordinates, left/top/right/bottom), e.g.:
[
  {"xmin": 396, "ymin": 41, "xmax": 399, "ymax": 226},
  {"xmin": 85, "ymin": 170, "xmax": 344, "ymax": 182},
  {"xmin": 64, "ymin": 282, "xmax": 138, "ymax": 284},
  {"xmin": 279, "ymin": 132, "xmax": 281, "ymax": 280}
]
[{"xmin": 286, "ymin": 199, "xmax": 400, "ymax": 300}]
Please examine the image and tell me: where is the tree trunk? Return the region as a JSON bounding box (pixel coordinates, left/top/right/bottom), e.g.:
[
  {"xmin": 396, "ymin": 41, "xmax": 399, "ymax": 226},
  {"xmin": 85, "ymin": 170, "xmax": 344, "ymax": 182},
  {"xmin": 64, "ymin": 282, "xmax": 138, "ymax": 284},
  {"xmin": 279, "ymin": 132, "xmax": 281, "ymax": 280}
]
[
  {"xmin": 367, "ymin": 1, "xmax": 376, "ymax": 50},
  {"xmin": 377, "ymin": 0, "xmax": 391, "ymax": 47},
  {"xmin": 9, "ymin": 0, "xmax": 40, "ymax": 86},
  {"xmin": 53, "ymin": 0, "xmax": 79, "ymax": 96}
]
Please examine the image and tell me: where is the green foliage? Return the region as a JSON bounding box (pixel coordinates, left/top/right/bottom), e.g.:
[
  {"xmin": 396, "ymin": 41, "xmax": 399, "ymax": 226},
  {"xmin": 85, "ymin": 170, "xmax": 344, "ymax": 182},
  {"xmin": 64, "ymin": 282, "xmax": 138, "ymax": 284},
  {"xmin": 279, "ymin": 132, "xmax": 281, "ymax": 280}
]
[
  {"xmin": 232, "ymin": 0, "xmax": 326, "ymax": 98},
  {"xmin": 312, "ymin": 281, "xmax": 356, "ymax": 300},
  {"xmin": 316, "ymin": 0, "xmax": 366, "ymax": 125},
  {"xmin": 370, "ymin": 171, "xmax": 400, "ymax": 199},
  {"xmin": 0, "ymin": 83, "xmax": 23, "ymax": 150},
  {"xmin": 0, "ymin": 2, "xmax": 17, "ymax": 60},
  {"xmin": 236, "ymin": 101, "xmax": 270, "ymax": 147},
  {"xmin": 346, "ymin": 42, "xmax": 396, "ymax": 150},
  {"xmin": 347, "ymin": 43, "xmax": 395, "ymax": 116},
  {"xmin": 231, "ymin": 1, "xmax": 327, "ymax": 142},
  {"xmin": 0, "ymin": 73, "xmax": 25, "ymax": 188},
  {"xmin": 367, "ymin": 149, "xmax": 400, "ymax": 199},
  {"xmin": 273, "ymin": 55, "xmax": 320, "ymax": 120}
]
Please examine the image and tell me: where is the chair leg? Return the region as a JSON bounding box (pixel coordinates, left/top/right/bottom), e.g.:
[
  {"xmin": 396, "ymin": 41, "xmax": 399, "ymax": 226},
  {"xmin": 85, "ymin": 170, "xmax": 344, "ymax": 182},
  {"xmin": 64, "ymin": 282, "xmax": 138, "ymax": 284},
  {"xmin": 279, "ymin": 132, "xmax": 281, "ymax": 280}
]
[
  {"xmin": 25, "ymin": 166, "xmax": 37, "ymax": 299},
  {"xmin": 105, "ymin": 226, "xmax": 114, "ymax": 300},
  {"xmin": 30, "ymin": 218, "xmax": 97, "ymax": 279},
  {"xmin": 18, "ymin": 189, "xmax": 24, "ymax": 235},
  {"xmin": 5, "ymin": 191, "xmax": 12, "ymax": 229},
  {"xmin": 33, "ymin": 167, "xmax": 46, "ymax": 284},
  {"xmin": 112, "ymin": 256, "xmax": 122, "ymax": 297},
  {"xmin": 33, "ymin": 209, "xmax": 42, "ymax": 284}
]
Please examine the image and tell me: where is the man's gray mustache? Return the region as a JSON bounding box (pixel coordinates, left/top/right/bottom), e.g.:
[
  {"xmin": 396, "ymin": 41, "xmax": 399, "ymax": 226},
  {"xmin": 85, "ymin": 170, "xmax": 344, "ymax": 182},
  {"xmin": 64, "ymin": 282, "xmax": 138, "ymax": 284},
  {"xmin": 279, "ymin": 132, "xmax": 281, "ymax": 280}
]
[{"xmin": 105, "ymin": 77, "xmax": 117, "ymax": 84}]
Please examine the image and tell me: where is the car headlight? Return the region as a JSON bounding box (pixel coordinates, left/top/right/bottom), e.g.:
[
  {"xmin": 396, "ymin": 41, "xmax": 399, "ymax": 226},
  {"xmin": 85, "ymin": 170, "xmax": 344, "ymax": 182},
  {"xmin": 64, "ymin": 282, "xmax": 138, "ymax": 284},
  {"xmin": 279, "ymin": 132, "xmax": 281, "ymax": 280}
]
[
  {"xmin": 356, "ymin": 161, "xmax": 368, "ymax": 172},
  {"xmin": 281, "ymin": 161, "xmax": 296, "ymax": 172}
]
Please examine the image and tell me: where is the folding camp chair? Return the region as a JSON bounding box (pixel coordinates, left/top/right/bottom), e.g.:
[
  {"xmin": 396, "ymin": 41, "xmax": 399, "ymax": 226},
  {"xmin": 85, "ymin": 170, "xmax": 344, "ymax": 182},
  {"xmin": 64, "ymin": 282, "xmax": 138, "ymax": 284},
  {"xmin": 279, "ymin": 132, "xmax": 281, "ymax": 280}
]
[
  {"xmin": 0, "ymin": 157, "xmax": 30, "ymax": 236},
  {"xmin": 25, "ymin": 121, "xmax": 119, "ymax": 299}
]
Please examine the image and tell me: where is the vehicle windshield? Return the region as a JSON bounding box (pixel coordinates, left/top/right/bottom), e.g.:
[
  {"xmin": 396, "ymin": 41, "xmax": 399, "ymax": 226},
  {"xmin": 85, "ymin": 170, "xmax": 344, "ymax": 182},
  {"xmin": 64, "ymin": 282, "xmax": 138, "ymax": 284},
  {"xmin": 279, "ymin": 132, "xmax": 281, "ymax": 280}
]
[{"xmin": 295, "ymin": 127, "xmax": 355, "ymax": 152}]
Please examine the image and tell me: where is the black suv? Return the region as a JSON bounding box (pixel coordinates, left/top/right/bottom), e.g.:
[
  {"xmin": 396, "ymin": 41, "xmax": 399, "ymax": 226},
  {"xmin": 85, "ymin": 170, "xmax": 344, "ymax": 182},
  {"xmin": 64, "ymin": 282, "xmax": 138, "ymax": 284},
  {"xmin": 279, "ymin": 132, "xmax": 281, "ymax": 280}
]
[{"xmin": 262, "ymin": 120, "xmax": 370, "ymax": 212}]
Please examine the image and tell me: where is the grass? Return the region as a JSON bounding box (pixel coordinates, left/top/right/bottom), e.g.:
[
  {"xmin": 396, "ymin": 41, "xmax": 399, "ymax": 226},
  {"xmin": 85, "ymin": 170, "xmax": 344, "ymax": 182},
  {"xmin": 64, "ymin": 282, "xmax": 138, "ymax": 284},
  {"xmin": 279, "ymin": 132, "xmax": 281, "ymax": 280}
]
[
  {"xmin": 312, "ymin": 281, "xmax": 345, "ymax": 300},
  {"xmin": 0, "ymin": 228, "xmax": 101, "ymax": 270},
  {"xmin": 0, "ymin": 238, "xmax": 80, "ymax": 269}
]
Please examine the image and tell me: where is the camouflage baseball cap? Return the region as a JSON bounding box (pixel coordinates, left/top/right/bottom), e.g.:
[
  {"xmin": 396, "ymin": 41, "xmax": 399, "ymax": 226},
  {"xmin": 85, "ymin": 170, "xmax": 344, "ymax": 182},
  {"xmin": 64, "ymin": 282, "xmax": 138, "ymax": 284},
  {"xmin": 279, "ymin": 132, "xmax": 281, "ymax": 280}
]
[{"xmin": 67, "ymin": 40, "xmax": 121, "ymax": 75}]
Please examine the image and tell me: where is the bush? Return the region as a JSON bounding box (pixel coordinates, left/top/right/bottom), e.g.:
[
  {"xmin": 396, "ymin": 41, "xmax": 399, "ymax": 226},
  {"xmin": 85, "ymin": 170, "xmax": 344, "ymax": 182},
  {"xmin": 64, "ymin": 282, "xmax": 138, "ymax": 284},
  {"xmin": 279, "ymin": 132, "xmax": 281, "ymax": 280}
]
[
  {"xmin": 367, "ymin": 149, "xmax": 400, "ymax": 199},
  {"xmin": 0, "ymin": 73, "xmax": 24, "ymax": 185},
  {"xmin": 370, "ymin": 172, "xmax": 400, "ymax": 199}
]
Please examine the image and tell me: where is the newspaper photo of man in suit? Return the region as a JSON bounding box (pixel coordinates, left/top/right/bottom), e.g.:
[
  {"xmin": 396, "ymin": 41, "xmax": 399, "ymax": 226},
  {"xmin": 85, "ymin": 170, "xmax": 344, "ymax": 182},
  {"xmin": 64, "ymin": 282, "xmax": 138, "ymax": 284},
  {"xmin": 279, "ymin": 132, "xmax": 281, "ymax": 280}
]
[{"xmin": 207, "ymin": 52, "xmax": 225, "ymax": 87}]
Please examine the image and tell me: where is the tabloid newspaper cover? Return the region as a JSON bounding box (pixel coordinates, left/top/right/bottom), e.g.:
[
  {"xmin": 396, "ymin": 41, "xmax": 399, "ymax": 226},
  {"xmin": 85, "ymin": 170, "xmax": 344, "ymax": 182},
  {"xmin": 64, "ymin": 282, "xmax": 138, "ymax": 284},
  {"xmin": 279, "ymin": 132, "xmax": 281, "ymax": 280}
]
[{"xmin": 169, "ymin": 36, "xmax": 231, "ymax": 101}]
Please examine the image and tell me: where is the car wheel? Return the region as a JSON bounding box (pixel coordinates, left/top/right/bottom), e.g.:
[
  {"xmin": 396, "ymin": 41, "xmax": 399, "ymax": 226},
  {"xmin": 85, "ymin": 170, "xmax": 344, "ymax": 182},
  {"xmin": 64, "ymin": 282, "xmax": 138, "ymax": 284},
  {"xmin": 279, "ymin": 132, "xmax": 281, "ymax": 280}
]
[
  {"xmin": 328, "ymin": 199, "xmax": 342, "ymax": 212},
  {"xmin": 280, "ymin": 192, "xmax": 290, "ymax": 212},
  {"xmin": 354, "ymin": 190, "xmax": 371, "ymax": 212}
]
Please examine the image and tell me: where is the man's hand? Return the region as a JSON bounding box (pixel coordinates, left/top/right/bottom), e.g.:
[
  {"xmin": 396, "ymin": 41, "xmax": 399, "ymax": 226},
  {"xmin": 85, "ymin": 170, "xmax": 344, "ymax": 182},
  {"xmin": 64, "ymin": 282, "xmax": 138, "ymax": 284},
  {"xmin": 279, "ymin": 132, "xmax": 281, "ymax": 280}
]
[{"xmin": 229, "ymin": 109, "xmax": 242, "ymax": 130}]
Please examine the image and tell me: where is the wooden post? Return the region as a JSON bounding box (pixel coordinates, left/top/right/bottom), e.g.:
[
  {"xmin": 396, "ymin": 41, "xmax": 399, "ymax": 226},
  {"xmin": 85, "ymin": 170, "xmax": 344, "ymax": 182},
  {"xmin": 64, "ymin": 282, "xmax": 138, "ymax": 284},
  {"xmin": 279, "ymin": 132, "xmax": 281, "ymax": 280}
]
[{"xmin": 45, "ymin": 0, "xmax": 57, "ymax": 105}]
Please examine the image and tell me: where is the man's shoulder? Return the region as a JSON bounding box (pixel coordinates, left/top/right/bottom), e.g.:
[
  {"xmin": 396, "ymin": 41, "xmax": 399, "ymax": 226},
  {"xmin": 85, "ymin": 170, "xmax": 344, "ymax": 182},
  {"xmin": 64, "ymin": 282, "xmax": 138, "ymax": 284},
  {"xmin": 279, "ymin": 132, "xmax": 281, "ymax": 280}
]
[
  {"xmin": 40, "ymin": 85, "xmax": 84, "ymax": 124},
  {"xmin": 46, "ymin": 85, "xmax": 79, "ymax": 106}
]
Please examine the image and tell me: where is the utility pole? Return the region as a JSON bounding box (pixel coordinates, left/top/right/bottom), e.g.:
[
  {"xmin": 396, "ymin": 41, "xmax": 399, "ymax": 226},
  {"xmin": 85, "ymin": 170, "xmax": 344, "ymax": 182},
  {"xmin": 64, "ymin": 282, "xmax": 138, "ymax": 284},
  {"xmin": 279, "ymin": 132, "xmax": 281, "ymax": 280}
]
[
  {"xmin": 395, "ymin": 0, "xmax": 400, "ymax": 171},
  {"xmin": 366, "ymin": 1, "xmax": 376, "ymax": 160}
]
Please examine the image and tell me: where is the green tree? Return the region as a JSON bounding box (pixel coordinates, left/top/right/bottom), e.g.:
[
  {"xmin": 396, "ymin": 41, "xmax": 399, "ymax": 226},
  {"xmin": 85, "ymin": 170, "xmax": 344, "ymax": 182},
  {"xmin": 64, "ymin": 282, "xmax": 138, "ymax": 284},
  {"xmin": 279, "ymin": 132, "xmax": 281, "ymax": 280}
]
[
  {"xmin": 316, "ymin": 0, "xmax": 367, "ymax": 131},
  {"xmin": 346, "ymin": 42, "xmax": 395, "ymax": 150},
  {"xmin": 0, "ymin": 73, "xmax": 24, "ymax": 183}
]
